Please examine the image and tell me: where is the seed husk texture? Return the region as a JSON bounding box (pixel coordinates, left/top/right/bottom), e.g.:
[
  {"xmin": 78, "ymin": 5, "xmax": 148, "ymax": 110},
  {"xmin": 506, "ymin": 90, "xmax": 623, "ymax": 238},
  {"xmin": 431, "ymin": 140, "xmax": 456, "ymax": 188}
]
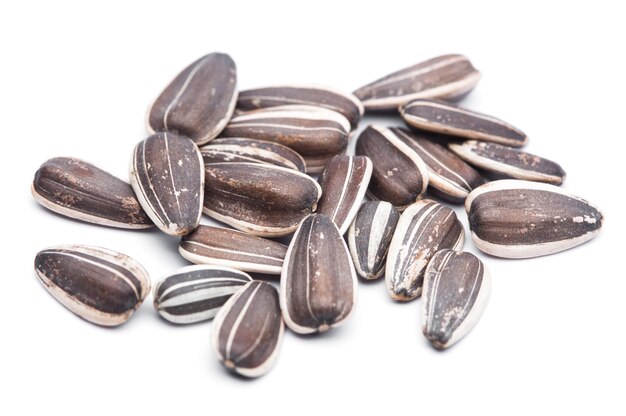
[
  {"xmin": 212, "ymin": 281, "xmax": 284, "ymax": 378},
  {"xmin": 147, "ymin": 52, "xmax": 237, "ymax": 145},
  {"xmin": 153, "ymin": 265, "xmax": 252, "ymax": 324},
  {"xmin": 386, "ymin": 199, "xmax": 464, "ymax": 301},
  {"xmin": 179, "ymin": 225, "xmax": 287, "ymax": 274},
  {"xmin": 316, "ymin": 155, "xmax": 373, "ymax": 234},
  {"xmin": 129, "ymin": 132, "xmax": 204, "ymax": 236},
  {"xmin": 200, "ymin": 137, "xmax": 306, "ymax": 172},
  {"xmin": 422, "ymin": 249, "xmax": 490, "ymax": 349},
  {"xmin": 348, "ymin": 201, "xmax": 400, "ymax": 280},
  {"xmin": 236, "ymin": 84, "xmax": 364, "ymax": 129},
  {"xmin": 448, "ymin": 140, "xmax": 566, "ymax": 185},
  {"xmin": 401, "ymin": 99, "xmax": 528, "ymax": 147},
  {"xmin": 280, "ymin": 214, "xmax": 357, "ymax": 334},
  {"xmin": 203, "ymin": 162, "xmax": 322, "ymax": 237},
  {"xmin": 355, "ymin": 125, "xmax": 429, "ymax": 210},
  {"xmin": 353, "ymin": 54, "xmax": 481, "ymax": 111},
  {"xmin": 465, "ymin": 180, "xmax": 603, "ymax": 258},
  {"xmin": 32, "ymin": 157, "xmax": 153, "ymax": 229},
  {"xmin": 34, "ymin": 245, "xmax": 150, "ymax": 326}
]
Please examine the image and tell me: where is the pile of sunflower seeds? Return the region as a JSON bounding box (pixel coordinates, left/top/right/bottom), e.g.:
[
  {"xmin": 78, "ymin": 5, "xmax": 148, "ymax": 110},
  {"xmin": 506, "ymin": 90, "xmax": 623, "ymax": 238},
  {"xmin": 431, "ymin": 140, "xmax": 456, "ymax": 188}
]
[{"xmin": 32, "ymin": 52, "xmax": 604, "ymax": 377}]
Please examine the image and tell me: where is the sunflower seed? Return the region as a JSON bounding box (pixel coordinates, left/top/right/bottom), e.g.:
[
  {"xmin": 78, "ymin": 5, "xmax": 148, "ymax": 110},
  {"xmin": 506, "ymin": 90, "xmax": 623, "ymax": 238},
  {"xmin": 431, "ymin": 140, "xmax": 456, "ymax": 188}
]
[
  {"xmin": 153, "ymin": 265, "xmax": 251, "ymax": 324},
  {"xmin": 280, "ymin": 214, "xmax": 357, "ymax": 334},
  {"xmin": 386, "ymin": 200, "xmax": 464, "ymax": 301},
  {"xmin": 200, "ymin": 137, "xmax": 306, "ymax": 172},
  {"xmin": 389, "ymin": 127, "xmax": 484, "ymax": 203},
  {"xmin": 422, "ymin": 249, "xmax": 490, "ymax": 349},
  {"xmin": 212, "ymin": 281, "xmax": 284, "ymax": 378},
  {"xmin": 401, "ymin": 99, "xmax": 528, "ymax": 147},
  {"xmin": 220, "ymin": 105, "xmax": 351, "ymax": 173},
  {"xmin": 34, "ymin": 245, "xmax": 150, "ymax": 326},
  {"xmin": 448, "ymin": 140, "xmax": 566, "ymax": 185},
  {"xmin": 316, "ymin": 155, "xmax": 372, "ymax": 234},
  {"xmin": 353, "ymin": 54, "xmax": 481, "ymax": 111},
  {"xmin": 348, "ymin": 201, "xmax": 400, "ymax": 280},
  {"xmin": 146, "ymin": 52, "xmax": 237, "ymax": 145},
  {"xmin": 129, "ymin": 132, "xmax": 204, "ymax": 236},
  {"xmin": 32, "ymin": 157, "xmax": 153, "ymax": 229},
  {"xmin": 179, "ymin": 225, "xmax": 287, "ymax": 274},
  {"xmin": 236, "ymin": 84, "xmax": 363, "ymax": 129},
  {"xmin": 203, "ymin": 162, "xmax": 321, "ymax": 237},
  {"xmin": 355, "ymin": 125, "xmax": 429, "ymax": 210},
  {"xmin": 465, "ymin": 180, "xmax": 604, "ymax": 258}
]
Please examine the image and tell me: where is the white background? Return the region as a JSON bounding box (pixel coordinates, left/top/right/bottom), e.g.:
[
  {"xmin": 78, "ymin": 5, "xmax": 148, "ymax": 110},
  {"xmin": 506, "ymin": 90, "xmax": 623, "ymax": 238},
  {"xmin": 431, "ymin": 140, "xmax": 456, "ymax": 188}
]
[{"xmin": 2, "ymin": 1, "xmax": 625, "ymax": 414}]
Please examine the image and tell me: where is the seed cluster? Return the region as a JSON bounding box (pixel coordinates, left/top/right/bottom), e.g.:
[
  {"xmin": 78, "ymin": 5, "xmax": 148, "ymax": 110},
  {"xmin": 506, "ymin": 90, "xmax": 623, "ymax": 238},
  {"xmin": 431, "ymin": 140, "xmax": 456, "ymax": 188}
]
[{"xmin": 32, "ymin": 52, "xmax": 604, "ymax": 378}]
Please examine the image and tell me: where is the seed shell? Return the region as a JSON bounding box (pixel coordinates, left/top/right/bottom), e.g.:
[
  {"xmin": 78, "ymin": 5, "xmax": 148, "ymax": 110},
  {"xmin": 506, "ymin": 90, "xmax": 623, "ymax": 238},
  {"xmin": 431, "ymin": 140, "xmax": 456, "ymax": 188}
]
[
  {"xmin": 348, "ymin": 201, "xmax": 400, "ymax": 280},
  {"xmin": 386, "ymin": 200, "xmax": 465, "ymax": 301},
  {"xmin": 147, "ymin": 52, "xmax": 237, "ymax": 145},
  {"xmin": 32, "ymin": 157, "xmax": 153, "ymax": 229},
  {"xmin": 153, "ymin": 265, "xmax": 252, "ymax": 324},
  {"xmin": 422, "ymin": 249, "xmax": 490, "ymax": 349},
  {"xmin": 465, "ymin": 180, "xmax": 603, "ymax": 258},
  {"xmin": 34, "ymin": 245, "xmax": 150, "ymax": 326},
  {"xmin": 280, "ymin": 214, "xmax": 357, "ymax": 334},
  {"xmin": 212, "ymin": 281, "xmax": 284, "ymax": 378}
]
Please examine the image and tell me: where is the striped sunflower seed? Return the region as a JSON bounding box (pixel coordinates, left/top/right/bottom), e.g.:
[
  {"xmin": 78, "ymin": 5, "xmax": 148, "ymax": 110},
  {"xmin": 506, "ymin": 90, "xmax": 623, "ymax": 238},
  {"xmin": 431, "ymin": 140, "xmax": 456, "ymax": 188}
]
[
  {"xmin": 236, "ymin": 84, "xmax": 364, "ymax": 129},
  {"xmin": 203, "ymin": 162, "xmax": 322, "ymax": 237},
  {"xmin": 465, "ymin": 180, "xmax": 604, "ymax": 258},
  {"xmin": 32, "ymin": 157, "xmax": 153, "ymax": 229},
  {"xmin": 220, "ymin": 105, "xmax": 351, "ymax": 173},
  {"xmin": 422, "ymin": 249, "xmax": 490, "ymax": 349},
  {"xmin": 355, "ymin": 125, "xmax": 429, "ymax": 210},
  {"xmin": 212, "ymin": 281, "xmax": 284, "ymax": 378},
  {"xmin": 389, "ymin": 128, "xmax": 485, "ymax": 203},
  {"xmin": 146, "ymin": 52, "xmax": 237, "ymax": 145},
  {"xmin": 179, "ymin": 225, "xmax": 287, "ymax": 275},
  {"xmin": 348, "ymin": 201, "xmax": 400, "ymax": 280},
  {"xmin": 34, "ymin": 245, "xmax": 150, "ymax": 326},
  {"xmin": 280, "ymin": 214, "xmax": 357, "ymax": 334},
  {"xmin": 353, "ymin": 54, "xmax": 481, "ymax": 111},
  {"xmin": 316, "ymin": 155, "xmax": 373, "ymax": 234},
  {"xmin": 130, "ymin": 132, "xmax": 204, "ymax": 236},
  {"xmin": 386, "ymin": 200, "xmax": 464, "ymax": 301},
  {"xmin": 200, "ymin": 137, "xmax": 306, "ymax": 172},
  {"xmin": 448, "ymin": 140, "xmax": 566, "ymax": 185},
  {"xmin": 401, "ymin": 99, "xmax": 528, "ymax": 147},
  {"xmin": 153, "ymin": 265, "xmax": 251, "ymax": 324}
]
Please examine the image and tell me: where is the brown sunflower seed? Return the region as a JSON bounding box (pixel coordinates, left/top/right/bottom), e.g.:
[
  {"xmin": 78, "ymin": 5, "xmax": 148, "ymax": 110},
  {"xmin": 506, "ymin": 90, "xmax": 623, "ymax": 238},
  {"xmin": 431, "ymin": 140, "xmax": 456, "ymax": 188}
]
[
  {"xmin": 353, "ymin": 54, "xmax": 481, "ymax": 111},
  {"xmin": 355, "ymin": 125, "xmax": 429, "ymax": 210},
  {"xmin": 153, "ymin": 265, "xmax": 251, "ymax": 324},
  {"xmin": 389, "ymin": 128, "xmax": 485, "ymax": 203},
  {"xmin": 386, "ymin": 199, "xmax": 464, "ymax": 301},
  {"xmin": 203, "ymin": 163, "xmax": 322, "ymax": 237},
  {"xmin": 179, "ymin": 225, "xmax": 287, "ymax": 274},
  {"xmin": 448, "ymin": 140, "xmax": 566, "ymax": 185},
  {"xmin": 465, "ymin": 180, "xmax": 603, "ymax": 258},
  {"xmin": 280, "ymin": 214, "xmax": 357, "ymax": 334},
  {"xmin": 34, "ymin": 245, "xmax": 150, "ymax": 326},
  {"xmin": 32, "ymin": 157, "xmax": 153, "ymax": 229},
  {"xmin": 236, "ymin": 84, "xmax": 363, "ymax": 129},
  {"xmin": 220, "ymin": 105, "xmax": 351, "ymax": 173},
  {"xmin": 422, "ymin": 249, "xmax": 490, "ymax": 349},
  {"xmin": 316, "ymin": 155, "xmax": 372, "ymax": 234},
  {"xmin": 212, "ymin": 281, "xmax": 284, "ymax": 378},
  {"xmin": 348, "ymin": 201, "xmax": 400, "ymax": 280},
  {"xmin": 146, "ymin": 52, "xmax": 237, "ymax": 145},
  {"xmin": 200, "ymin": 137, "xmax": 305, "ymax": 172},
  {"xmin": 129, "ymin": 132, "xmax": 204, "ymax": 236},
  {"xmin": 401, "ymin": 99, "xmax": 527, "ymax": 147}
]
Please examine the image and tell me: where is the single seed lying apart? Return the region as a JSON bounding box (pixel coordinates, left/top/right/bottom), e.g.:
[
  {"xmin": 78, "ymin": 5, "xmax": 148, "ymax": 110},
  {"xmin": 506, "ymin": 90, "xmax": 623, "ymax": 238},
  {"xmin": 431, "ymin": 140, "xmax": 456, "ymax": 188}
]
[{"xmin": 34, "ymin": 245, "xmax": 150, "ymax": 326}]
